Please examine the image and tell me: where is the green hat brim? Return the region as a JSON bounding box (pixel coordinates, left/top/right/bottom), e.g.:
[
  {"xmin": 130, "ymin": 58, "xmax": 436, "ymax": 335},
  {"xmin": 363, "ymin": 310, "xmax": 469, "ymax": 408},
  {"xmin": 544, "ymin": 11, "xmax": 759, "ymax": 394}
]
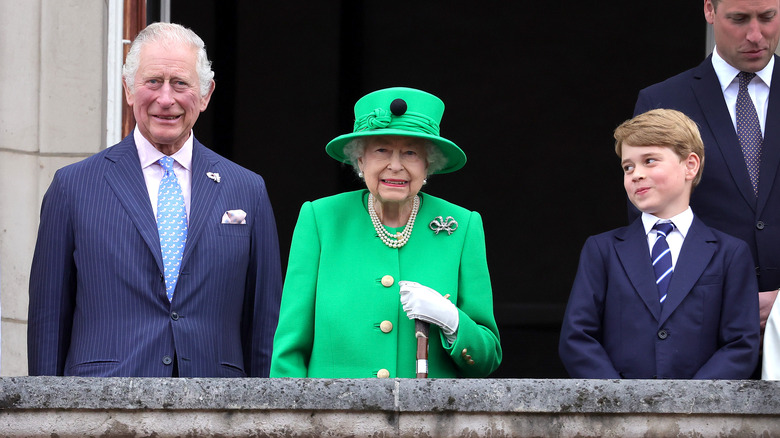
[{"xmin": 326, "ymin": 130, "xmax": 467, "ymax": 175}]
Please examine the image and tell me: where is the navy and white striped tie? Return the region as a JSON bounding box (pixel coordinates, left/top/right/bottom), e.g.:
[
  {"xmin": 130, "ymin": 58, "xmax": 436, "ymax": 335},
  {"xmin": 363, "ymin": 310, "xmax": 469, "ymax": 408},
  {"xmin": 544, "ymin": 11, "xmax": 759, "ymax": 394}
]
[{"xmin": 651, "ymin": 222, "xmax": 675, "ymax": 305}]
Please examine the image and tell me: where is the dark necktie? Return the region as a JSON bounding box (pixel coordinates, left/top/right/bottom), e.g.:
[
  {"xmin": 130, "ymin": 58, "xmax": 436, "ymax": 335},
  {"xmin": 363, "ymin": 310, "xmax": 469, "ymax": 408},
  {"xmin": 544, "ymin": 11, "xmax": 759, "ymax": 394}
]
[
  {"xmin": 651, "ymin": 222, "xmax": 675, "ymax": 305},
  {"xmin": 736, "ymin": 71, "xmax": 762, "ymax": 196}
]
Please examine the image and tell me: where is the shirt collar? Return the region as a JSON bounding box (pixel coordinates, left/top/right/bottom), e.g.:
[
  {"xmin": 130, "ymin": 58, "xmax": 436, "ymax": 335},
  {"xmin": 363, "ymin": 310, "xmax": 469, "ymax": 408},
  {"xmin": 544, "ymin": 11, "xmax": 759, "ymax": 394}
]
[
  {"xmin": 711, "ymin": 46, "xmax": 774, "ymax": 90},
  {"xmin": 134, "ymin": 126, "xmax": 194, "ymax": 171},
  {"xmin": 641, "ymin": 207, "xmax": 694, "ymax": 238}
]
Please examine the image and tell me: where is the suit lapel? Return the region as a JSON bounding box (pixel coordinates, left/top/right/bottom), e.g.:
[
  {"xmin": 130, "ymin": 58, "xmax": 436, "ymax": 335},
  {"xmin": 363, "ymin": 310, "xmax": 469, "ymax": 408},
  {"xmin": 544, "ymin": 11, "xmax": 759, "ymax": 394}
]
[
  {"xmin": 180, "ymin": 139, "xmax": 222, "ymax": 269},
  {"xmin": 615, "ymin": 220, "xmax": 662, "ymax": 321},
  {"xmin": 757, "ymin": 55, "xmax": 780, "ymax": 216},
  {"xmin": 691, "ymin": 57, "xmax": 757, "ymax": 211},
  {"xmin": 103, "ymin": 136, "xmax": 164, "ymax": 273},
  {"xmin": 659, "ymin": 217, "xmax": 717, "ymax": 324}
]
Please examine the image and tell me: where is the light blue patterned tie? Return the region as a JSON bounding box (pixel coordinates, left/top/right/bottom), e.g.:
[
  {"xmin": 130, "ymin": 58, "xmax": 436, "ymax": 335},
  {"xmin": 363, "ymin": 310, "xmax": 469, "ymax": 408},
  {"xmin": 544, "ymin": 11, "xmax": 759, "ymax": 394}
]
[
  {"xmin": 736, "ymin": 71, "xmax": 762, "ymax": 196},
  {"xmin": 157, "ymin": 156, "xmax": 187, "ymax": 302},
  {"xmin": 651, "ymin": 222, "xmax": 675, "ymax": 305}
]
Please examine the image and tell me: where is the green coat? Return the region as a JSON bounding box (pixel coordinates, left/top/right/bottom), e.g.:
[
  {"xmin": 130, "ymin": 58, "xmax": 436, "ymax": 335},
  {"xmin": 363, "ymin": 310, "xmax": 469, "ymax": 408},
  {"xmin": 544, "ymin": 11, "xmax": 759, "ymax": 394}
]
[{"xmin": 270, "ymin": 190, "xmax": 502, "ymax": 378}]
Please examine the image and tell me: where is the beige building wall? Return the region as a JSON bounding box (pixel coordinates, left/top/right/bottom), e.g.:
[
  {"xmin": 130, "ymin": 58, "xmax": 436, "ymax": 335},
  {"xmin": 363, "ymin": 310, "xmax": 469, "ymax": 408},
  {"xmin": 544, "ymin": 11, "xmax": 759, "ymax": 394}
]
[{"xmin": 0, "ymin": 0, "xmax": 107, "ymax": 376}]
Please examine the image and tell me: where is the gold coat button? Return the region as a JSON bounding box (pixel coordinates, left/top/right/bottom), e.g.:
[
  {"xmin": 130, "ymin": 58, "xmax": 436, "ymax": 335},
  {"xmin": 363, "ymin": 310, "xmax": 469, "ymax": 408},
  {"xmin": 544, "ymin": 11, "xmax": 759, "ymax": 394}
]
[
  {"xmin": 467, "ymin": 359, "xmax": 475, "ymax": 366},
  {"xmin": 381, "ymin": 275, "xmax": 394, "ymax": 287},
  {"xmin": 380, "ymin": 320, "xmax": 393, "ymax": 333},
  {"xmin": 461, "ymin": 348, "xmax": 469, "ymax": 356},
  {"xmin": 377, "ymin": 368, "xmax": 390, "ymax": 378}
]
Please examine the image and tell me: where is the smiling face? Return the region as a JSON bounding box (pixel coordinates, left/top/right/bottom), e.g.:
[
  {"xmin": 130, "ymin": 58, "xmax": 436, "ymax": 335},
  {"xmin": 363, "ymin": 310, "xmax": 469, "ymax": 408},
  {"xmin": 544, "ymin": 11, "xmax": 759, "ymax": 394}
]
[
  {"xmin": 621, "ymin": 144, "xmax": 700, "ymax": 219},
  {"xmin": 705, "ymin": 0, "xmax": 780, "ymax": 72},
  {"xmin": 123, "ymin": 40, "xmax": 214, "ymax": 155},
  {"xmin": 358, "ymin": 136, "xmax": 429, "ymax": 207}
]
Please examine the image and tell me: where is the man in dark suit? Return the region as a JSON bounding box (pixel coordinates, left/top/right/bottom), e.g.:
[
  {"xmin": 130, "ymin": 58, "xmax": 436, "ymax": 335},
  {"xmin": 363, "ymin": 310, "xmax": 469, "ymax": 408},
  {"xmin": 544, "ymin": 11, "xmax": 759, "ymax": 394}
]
[
  {"xmin": 633, "ymin": 0, "xmax": 780, "ymax": 337},
  {"xmin": 27, "ymin": 22, "xmax": 282, "ymax": 377}
]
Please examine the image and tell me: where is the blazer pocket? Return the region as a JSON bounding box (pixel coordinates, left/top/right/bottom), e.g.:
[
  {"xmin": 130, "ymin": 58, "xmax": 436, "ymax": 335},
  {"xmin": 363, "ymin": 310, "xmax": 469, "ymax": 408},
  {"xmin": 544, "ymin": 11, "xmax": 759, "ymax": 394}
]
[
  {"xmin": 66, "ymin": 359, "xmax": 120, "ymax": 376},
  {"xmin": 695, "ymin": 274, "xmax": 722, "ymax": 286},
  {"xmin": 219, "ymin": 361, "xmax": 247, "ymax": 377},
  {"xmin": 218, "ymin": 223, "xmax": 250, "ymax": 237}
]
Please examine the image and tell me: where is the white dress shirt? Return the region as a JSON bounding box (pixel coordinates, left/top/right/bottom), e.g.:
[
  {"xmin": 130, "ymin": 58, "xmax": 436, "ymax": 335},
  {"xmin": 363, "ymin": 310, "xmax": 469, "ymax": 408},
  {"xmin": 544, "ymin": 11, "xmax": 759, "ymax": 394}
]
[
  {"xmin": 711, "ymin": 46, "xmax": 773, "ymax": 136},
  {"xmin": 134, "ymin": 127, "xmax": 193, "ymax": 219},
  {"xmin": 641, "ymin": 207, "xmax": 694, "ymax": 270}
]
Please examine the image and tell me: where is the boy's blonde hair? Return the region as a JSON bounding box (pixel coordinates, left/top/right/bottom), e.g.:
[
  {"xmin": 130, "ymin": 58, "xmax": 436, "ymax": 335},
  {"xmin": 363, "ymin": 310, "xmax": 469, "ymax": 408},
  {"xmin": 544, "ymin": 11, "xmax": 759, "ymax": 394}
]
[{"xmin": 614, "ymin": 108, "xmax": 705, "ymax": 187}]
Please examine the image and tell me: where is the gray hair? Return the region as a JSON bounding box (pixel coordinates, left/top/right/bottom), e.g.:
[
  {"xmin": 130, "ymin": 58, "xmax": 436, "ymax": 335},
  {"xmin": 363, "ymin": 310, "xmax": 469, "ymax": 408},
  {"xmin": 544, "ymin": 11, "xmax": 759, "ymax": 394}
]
[
  {"xmin": 122, "ymin": 22, "xmax": 215, "ymax": 98},
  {"xmin": 343, "ymin": 137, "xmax": 448, "ymax": 177}
]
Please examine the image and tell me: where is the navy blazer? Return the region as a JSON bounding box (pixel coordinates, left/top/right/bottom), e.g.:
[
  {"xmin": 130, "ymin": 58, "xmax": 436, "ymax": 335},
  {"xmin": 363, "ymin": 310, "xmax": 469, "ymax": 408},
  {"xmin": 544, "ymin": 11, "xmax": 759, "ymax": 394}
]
[
  {"xmin": 559, "ymin": 217, "xmax": 759, "ymax": 379},
  {"xmin": 634, "ymin": 55, "xmax": 780, "ymax": 291},
  {"xmin": 28, "ymin": 135, "xmax": 282, "ymax": 377}
]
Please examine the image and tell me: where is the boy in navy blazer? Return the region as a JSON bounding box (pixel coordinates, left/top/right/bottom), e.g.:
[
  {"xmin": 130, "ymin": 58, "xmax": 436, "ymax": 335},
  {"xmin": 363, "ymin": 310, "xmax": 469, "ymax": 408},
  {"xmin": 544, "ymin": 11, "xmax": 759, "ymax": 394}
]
[{"xmin": 559, "ymin": 109, "xmax": 760, "ymax": 379}]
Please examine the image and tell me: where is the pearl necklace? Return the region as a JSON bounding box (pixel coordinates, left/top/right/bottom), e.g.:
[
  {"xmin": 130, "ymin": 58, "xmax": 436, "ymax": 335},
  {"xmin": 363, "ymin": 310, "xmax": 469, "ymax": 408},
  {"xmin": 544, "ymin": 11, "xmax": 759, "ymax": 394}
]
[{"xmin": 368, "ymin": 193, "xmax": 420, "ymax": 248}]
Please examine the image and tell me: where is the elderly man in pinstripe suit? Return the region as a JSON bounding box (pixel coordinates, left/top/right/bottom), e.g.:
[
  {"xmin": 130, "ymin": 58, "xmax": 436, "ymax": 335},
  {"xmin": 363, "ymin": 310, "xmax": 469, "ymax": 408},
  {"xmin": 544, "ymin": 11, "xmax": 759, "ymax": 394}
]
[{"xmin": 27, "ymin": 22, "xmax": 282, "ymax": 377}]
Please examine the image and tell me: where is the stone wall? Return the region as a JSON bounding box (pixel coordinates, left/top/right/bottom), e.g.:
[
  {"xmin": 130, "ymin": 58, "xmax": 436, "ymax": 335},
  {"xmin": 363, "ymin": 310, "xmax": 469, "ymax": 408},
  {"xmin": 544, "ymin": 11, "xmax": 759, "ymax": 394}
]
[
  {"xmin": 0, "ymin": 0, "xmax": 107, "ymax": 376},
  {"xmin": 0, "ymin": 377, "xmax": 778, "ymax": 437}
]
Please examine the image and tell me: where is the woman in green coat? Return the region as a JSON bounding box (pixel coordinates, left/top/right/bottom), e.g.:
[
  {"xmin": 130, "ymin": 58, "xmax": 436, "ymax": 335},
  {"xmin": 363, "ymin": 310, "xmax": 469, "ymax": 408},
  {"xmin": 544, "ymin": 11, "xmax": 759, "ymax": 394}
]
[{"xmin": 270, "ymin": 87, "xmax": 502, "ymax": 378}]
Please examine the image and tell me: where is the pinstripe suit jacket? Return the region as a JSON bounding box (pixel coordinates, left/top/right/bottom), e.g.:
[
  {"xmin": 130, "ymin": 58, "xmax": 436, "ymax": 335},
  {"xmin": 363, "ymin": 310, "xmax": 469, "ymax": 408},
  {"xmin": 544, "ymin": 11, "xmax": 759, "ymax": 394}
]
[{"xmin": 28, "ymin": 135, "xmax": 282, "ymax": 377}]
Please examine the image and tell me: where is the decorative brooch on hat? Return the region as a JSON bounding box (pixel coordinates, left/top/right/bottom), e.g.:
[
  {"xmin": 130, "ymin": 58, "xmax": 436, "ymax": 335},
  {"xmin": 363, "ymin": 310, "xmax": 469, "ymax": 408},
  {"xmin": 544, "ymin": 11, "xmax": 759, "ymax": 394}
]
[{"xmin": 430, "ymin": 216, "xmax": 458, "ymax": 235}]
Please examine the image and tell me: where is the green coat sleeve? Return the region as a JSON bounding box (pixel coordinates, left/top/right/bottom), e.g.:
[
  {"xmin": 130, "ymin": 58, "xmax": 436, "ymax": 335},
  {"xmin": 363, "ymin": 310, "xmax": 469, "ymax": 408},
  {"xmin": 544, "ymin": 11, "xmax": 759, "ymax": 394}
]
[
  {"xmin": 270, "ymin": 202, "xmax": 318, "ymax": 377},
  {"xmin": 439, "ymin": 211, "xmax": 502, "ymax": 377}
]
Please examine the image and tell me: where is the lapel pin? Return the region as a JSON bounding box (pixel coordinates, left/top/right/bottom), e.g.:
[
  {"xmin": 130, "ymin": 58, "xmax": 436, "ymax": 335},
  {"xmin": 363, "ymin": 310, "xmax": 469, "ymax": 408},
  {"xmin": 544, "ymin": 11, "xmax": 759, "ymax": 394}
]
[{"xmin": 206, "ymin": 172, "xmax": 221, "ymax": 183}]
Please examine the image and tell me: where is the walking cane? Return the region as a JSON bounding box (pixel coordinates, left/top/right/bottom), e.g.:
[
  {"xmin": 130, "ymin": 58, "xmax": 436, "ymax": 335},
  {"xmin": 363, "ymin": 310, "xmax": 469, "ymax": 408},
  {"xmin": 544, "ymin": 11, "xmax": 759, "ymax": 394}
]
[
  {"xmin": 415, "ymin": 293, "xmax": 449, "ymax": 378},
  {"xmin": 415, "ymin": 319, "xmax": 429, "ymax": 378}
]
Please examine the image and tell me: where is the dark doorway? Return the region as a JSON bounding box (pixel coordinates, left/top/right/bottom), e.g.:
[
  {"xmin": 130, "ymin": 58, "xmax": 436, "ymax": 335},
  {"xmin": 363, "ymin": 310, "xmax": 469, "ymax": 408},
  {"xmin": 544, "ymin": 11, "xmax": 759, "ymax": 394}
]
[{"xmin": 170, "ymin": 1, "xmax": 705, "ymax": 377}]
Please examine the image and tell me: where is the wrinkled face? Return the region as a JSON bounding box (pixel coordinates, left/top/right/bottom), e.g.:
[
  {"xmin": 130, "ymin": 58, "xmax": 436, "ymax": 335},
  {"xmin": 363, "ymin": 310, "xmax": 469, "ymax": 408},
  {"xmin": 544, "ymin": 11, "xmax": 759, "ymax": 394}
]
[
  {"xmin": 621, "ymin": 144, "xmax": 700, "ymax": 219},
  {"xmin": 124, "ymin": 41, "xmax": 214, "ymax": 154},
  {"xmin": 705, "ymin": 0, "xmax": 780, "ymax": 72},
  {"xmin": 358, "ymin": 136, "xmax": 429, "ymax": 206}
]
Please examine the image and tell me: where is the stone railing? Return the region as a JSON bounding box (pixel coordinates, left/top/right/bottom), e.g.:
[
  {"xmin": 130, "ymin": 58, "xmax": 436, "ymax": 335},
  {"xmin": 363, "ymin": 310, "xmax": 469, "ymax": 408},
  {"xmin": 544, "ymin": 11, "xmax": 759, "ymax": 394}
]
[{"xmin": 0, "ymin": 377, "xmax": 778, "ymax": 437}]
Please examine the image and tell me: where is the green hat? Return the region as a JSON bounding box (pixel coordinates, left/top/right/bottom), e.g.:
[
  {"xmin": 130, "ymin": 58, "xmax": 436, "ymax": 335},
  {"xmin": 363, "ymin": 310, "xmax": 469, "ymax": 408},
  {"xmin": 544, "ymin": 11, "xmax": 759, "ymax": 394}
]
[{"xmin": 326, "ymin": 87, "xmax": 466, "ymax": 174}]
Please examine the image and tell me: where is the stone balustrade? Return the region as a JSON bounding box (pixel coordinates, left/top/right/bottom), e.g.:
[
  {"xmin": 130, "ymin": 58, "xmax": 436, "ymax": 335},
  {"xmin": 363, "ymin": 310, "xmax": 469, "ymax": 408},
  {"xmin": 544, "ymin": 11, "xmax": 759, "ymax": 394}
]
[{"xmin": 0, "ymin": 377, "xmax": 778, "ymax": 437}]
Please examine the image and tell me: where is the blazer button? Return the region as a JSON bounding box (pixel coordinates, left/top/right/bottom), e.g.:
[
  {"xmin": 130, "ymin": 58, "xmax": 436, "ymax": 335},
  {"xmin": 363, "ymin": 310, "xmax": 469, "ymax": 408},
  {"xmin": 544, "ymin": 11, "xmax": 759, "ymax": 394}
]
[
  {"xmin": 381, "ymin": 275, "xmax": 394, "ymax": 287},
  {"xmin": 657, "ymin": 329, "xmax": 669, "ymax": 340},
  {"xmin": 171, "ymin": 312, "xmax": 179, "ymax": 321},
  {"xmin": 377, "ymin": 368, "xmax": 390, "ymax": 378},
  {"xmin": 162, "ymin": 355, "xmax": 173, "ymax": 365},
  {"xmin": 380, "ymin": 320, "xmax": 393, "ymax": 333},
  {"xmin": 467, "ymin": 359, "xmax": 475, "ymax": 366},
  {"xmin": 461, "ymin": 348, "xmax": 469, "ymax": 357},
  {"xmin": 757, "ymin": 221, "xmax": 765, "ymax": 230}
]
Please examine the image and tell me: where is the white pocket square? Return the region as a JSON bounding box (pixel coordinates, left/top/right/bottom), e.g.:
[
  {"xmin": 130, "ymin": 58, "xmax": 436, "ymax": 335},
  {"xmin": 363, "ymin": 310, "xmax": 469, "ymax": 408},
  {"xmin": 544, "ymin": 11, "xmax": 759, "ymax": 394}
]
[{"xmin": 221, "ymin": 209, "xmax": 247, "ymax": 224}]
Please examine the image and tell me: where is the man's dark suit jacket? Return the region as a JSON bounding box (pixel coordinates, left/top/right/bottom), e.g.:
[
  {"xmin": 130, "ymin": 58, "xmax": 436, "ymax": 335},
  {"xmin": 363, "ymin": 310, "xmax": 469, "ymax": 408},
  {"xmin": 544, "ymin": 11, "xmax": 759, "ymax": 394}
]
[
  {"xmin": 633, "ymin": 54, "xmax": 780, "ymax": 292},
  {"xmin": 559, "ymin": 217, "xmax": 759, "ymax": 379},
  {"xmin": 28, "ymin": 135, "xmax": 283, "ymax": 377}
]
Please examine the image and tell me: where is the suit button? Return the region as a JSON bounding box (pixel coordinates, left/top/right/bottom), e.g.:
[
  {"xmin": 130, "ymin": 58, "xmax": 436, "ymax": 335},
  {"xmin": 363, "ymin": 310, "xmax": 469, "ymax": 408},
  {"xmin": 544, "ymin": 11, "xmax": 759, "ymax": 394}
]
[
  {"xmin": 380, "ymin": 320, "xmax": 393, "ymax": 333},
  {"xmin": 381, "ymin": 275, "xmax": 394, "ymax": 287},
  {"xmin": 461, "ymin": 348, "xmax": 469, "ymax": 357},
  {"xmin": 162, "ymin": 355, "xmax": 173, "ymax": 365},
  {"xmin": 171, "ymin": 312, "xmax": 179, "ymax": 321},
  {"xmin": 757, "ymin": 221, "xmax": 765, "ymax": 230},
  {"xmin": 377, "ymin": 369, "xmax": 390, "ymax": 378},
  {"xmin": 467, "ymin": 359, "xmax": 475, "ymax": 366},
  {"xmin": 657, "ymin": 329, "xmax": 669, "ymax": 340}
]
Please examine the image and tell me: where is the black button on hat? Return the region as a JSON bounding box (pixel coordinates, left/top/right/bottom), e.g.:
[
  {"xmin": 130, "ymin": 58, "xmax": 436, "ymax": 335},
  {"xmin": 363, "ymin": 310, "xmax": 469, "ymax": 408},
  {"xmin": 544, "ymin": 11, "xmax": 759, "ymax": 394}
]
[{"xmin": 390, "ymin": 98, "xmax": 407, "ymax": 116}]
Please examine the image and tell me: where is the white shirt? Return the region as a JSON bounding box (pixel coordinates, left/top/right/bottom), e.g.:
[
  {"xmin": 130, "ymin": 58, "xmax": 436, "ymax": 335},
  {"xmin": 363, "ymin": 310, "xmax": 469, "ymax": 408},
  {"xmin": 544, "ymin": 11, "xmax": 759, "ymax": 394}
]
[
  {"xmin": 711, "ymin": 46, "xmax": 773, "ymax": 136},
  {"xmin": 764, "ymin": 296, "xmax": 780, "ymax": 379},
  {"xmin": 134, "ymin": 127, "xmax": 193, "ymax": 219},
  {"xmin": 641, "ymin": 208, "xmax": 694, "ymax": 270}
]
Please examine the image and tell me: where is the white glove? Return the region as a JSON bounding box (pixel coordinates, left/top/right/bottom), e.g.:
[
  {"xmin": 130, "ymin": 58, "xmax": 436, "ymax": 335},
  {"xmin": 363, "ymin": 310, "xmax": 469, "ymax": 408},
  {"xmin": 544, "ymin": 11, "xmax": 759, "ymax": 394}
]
[{"xmin": 399, "ymin": 281, "xmax": 459, "ymax": 343}]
